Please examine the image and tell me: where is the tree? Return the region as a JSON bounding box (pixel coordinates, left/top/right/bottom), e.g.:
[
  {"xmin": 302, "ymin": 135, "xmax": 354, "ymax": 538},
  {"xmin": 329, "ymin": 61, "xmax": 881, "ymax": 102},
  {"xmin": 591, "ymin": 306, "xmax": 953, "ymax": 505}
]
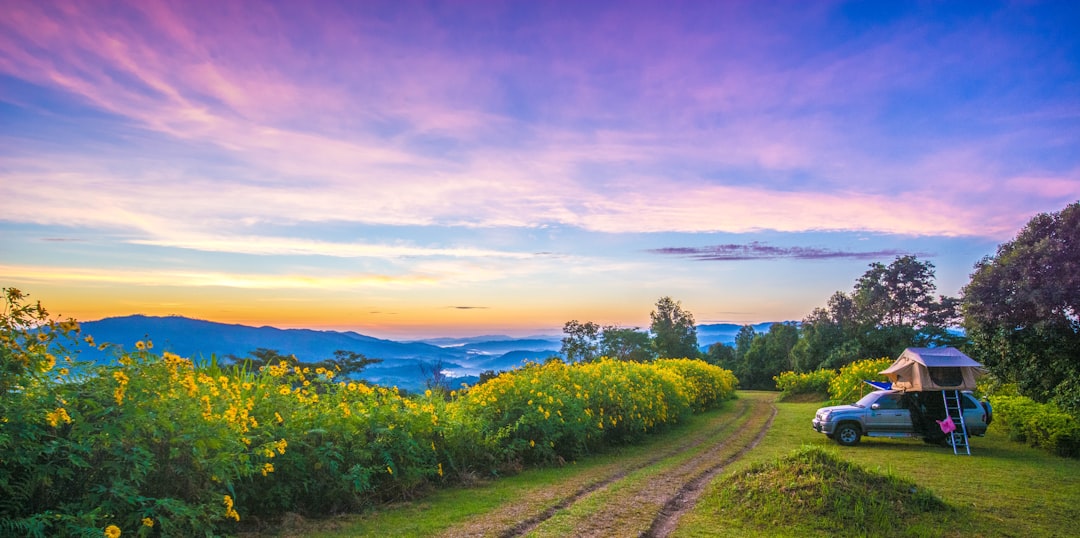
[
  {"xmin": 733, "ymin": 325, "xmax": 756, "ymax": 363},
  {"xmin": 854, "ymin": 255, "xmax": 936, "ymax": 328},
  {"xmin": 795, "ymin": 256, "xmax": 961, "ymax": 371},
  {"xmin": 650, "ymin": 297, "xmax": 700, "ymax": 359},
  {"xmin": 561, "ymin": 320, "xmax": 600, "ymax": 363},
  {"xmin": 790, "ymin": 292, "xmax": 863, "ymax": 371},
  {"xmin": 963, "ymin": 202, "xmax": 1080, "ymax": 413},
  {"xmin": 739, "ymin": 323, "xmax": 799, "ymax": 389},
  {"xmin": 419, "ymin": 358, "xmax": 450, "ymax": 392},
  {"xmin": 326, "ymin": 350, "xmax": 381, "ymax": 377},
  {"xmin": 599, "ymin": 326, "xmax": 654, "ymax": 362},
  {"xmin": 705, "ymin": 342, "xmax": 737, "ymax": 370},
  {"xmin": 235, "ymin": 348, "xmax": 296, "ymax": 369}
]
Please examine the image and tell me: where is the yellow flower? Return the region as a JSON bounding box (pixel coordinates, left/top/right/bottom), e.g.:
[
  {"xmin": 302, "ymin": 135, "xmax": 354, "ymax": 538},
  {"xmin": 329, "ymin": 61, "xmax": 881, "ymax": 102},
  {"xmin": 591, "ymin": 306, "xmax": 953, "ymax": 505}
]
[
  {"xmin": 135, "ymin": 341, "xmax": 146, "ymax": 351},
  {"xmin": 223, "ymin": 495, "xmax": 240, "ymax": 521},
  {"xmin": 141, "ymin": 518, "xmax": 153, "ymax": 528},
  {"xmin": 104, "ymin": 525, "xmax": 121, "ymax": 538},
  {"xmin": 438, "ymin": 463, "xmax": 444, "ymax": 477},
  {"xmin": 41, "ymin": 354, "xmax": 56, "ymax": 372},
  {"xmin": 261, "ymin": 462, "xmax": 274, "ymax": 476},
  {"xmin": 387, "ymin": 466, "xmax": 393, "ymax": 475},
  {"xmin": 45, "ymin": 407, "xmax": 71, "ymax": 427}
]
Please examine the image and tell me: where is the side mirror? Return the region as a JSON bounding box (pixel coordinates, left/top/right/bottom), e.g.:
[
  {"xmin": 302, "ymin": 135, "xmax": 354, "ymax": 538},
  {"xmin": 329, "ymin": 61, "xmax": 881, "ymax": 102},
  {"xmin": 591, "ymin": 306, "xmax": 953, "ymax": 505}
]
[{"xmin": 871, "ymin": 403, "xmax": 880, "ymax": 410}]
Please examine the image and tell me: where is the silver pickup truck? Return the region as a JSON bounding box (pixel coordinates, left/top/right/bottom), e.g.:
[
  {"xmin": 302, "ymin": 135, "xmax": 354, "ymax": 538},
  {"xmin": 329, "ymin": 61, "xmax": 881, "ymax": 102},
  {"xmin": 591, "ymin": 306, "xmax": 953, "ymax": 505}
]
[{"xmin": 812, "ymin": 389, "xmax": 992, "ymax": 446}]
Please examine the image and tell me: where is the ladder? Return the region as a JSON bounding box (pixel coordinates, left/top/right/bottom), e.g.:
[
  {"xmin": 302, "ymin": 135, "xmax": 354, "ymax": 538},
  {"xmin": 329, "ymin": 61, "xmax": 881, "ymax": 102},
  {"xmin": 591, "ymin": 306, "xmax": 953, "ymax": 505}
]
[{"xmin": 942, "ymin": 390, "xmax": 970, "ymax": 455}]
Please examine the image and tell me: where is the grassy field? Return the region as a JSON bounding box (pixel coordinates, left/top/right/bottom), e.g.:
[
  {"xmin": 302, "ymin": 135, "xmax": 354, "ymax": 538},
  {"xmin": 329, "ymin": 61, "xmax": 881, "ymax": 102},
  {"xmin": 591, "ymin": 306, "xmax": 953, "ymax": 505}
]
[
  {"xmin": 677, "ymin": 394, "xmax": 1080, "ymax": 537},
  {"xmin": 265, "ymin": 392, "xmax": 1080, "ymax": 537}
]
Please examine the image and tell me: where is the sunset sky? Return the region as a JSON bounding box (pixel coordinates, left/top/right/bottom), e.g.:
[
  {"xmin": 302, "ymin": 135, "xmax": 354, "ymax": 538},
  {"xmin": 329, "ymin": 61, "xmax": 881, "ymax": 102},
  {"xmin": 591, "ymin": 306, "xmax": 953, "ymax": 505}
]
[{"xmin": 2, "ymin": 1, "xmax": 1078, "ymax": 339}]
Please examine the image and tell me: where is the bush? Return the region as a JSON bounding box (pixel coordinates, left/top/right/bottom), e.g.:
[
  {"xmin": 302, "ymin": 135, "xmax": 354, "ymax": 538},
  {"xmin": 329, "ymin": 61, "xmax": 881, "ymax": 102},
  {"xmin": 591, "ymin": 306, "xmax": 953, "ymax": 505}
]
[
  {"xmin": 827, "ymin": 357, "xmax": 893, "ymax": 404},
  {"xmin": 989, "ymin": 394, "xmax": 1080, "ymax": 458},
  {"xmin": 456, "ymin": 358, "xmax": 737, "ymax": 466},
  {"xmin": 773, "ymin": 369, "xmax": 837, "ymax": 399},
  {"xmin": 653, "ymin": 358, "xmax": 738, "ymax": 412}
]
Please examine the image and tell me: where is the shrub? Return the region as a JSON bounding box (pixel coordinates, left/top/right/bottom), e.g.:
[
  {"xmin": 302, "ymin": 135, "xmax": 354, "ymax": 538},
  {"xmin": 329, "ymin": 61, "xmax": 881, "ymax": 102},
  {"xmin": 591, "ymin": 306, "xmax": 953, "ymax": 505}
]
[
  {"xmin": 827, "ymin": 357, "xmax": 893, "ymax": 404},
  {"xmin": 989, "ymin": 394, "xmax": 1080, "ymax": 458},
  {"xmin": 654, "ymin": 358, "xmax": 737, "ymax": 412},
  {"xmin": 773, "ymin": 369, "xmax": 836, "ymax": 398}
]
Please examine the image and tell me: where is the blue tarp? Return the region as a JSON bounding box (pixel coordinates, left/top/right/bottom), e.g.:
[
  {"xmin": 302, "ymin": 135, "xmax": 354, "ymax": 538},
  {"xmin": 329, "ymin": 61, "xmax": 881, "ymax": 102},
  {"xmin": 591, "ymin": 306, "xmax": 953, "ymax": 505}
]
[{"xmin": 863, "ymin": 380, "xmax": 893, "ymax": 390}]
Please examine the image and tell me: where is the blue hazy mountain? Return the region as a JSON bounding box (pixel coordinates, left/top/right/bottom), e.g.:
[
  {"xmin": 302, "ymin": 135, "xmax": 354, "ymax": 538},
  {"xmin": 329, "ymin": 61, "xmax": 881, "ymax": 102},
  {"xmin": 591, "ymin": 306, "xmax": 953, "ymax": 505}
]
[
  {"xmin": 71, "ymin": 316, "xmax": 782, "ymax": 390},
  {"xmin": 72, "ymin": 315, "xmax": 561, "ymax": 391},
  {"xmin": 696, "ymin": 322, "xmax": 786, "ymax": 347}
]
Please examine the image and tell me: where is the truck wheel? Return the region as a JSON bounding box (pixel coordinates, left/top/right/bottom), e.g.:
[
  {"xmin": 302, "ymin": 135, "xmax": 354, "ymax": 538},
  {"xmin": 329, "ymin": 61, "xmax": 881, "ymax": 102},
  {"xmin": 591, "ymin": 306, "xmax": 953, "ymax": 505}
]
[{"xmin": 835, "ymin": 423, "xmax": 861, "ymax": 446}]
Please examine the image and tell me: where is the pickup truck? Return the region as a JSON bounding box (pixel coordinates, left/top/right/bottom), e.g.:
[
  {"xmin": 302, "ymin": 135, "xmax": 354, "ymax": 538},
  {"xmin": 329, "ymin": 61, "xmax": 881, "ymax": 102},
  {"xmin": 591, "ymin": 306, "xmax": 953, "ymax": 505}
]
[{"xmin": 812, "ymin": 389, "xmax": 992, "ymax": 446}]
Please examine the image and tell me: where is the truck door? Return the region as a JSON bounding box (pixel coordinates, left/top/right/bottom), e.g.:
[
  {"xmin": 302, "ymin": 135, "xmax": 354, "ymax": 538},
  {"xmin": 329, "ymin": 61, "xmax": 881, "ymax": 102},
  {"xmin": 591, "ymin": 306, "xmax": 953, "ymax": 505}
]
[{"xmin": 869, "ymin": 392, "xmax": 911, "ymax": 432}]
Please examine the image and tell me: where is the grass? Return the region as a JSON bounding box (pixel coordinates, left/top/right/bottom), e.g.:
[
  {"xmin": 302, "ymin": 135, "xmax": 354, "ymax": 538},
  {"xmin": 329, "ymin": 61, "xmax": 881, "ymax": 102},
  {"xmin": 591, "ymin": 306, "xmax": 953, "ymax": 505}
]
[
  {"xmin": 696, "ymin": 445, "xmax": 949, "ymax": 537},
  {"xmin": 674, "ymin": 393, "xmax": 1080, "ymax": 537}
]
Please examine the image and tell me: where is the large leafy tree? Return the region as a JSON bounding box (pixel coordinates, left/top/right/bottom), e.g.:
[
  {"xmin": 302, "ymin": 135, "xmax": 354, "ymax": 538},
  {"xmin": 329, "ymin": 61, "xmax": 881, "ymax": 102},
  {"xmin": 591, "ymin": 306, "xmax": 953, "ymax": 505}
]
[
  {"xmin": 327, "ymin": 350, "xmax": 382, "ymax": 376},
  {"xmin": 739, "ymin": 323, "xmax": 800, "ymax": 390},
  {"xmin": 599, "ymin": 326, "xmax": 654, "ymax": 362},
  {"xmin": 733, "ymin": 324, "xmax": 756, "ymax": 362},
  {"xmin": 650, "ymin": 296, "xmax": 700, "ymax": 359},
  {"xmin": 963, "ymin": 202, "xmax": 1080, "ymax": 412},
  {"xmin": 560, "ymin": 320, "xmax": 600, "ymax": 363},
  {"xmin": 704, "ymin": 342, "xmax": 737, "ymax": 370},
  {"xmin": 794, "ymin": 256, "xmax": 961, "ymax": 371},
  {"xmin": 790, "ymin": 291, "xmax": 862, "ymax": 371}
]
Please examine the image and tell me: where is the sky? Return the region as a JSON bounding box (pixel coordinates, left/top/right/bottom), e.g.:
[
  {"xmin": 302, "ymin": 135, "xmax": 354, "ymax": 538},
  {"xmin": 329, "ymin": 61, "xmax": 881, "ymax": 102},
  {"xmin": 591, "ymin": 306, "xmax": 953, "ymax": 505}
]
[{"xmin": 2, "ymin": 1, "xmax": 1079, "ymax": 340}]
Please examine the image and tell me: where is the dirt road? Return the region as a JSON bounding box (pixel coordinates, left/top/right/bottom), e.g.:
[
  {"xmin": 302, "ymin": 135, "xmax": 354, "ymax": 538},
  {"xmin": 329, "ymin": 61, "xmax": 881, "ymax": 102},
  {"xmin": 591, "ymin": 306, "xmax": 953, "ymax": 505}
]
[{"xmin": 438, "ymin": 391, "xmax": 778, "ymax": 538}]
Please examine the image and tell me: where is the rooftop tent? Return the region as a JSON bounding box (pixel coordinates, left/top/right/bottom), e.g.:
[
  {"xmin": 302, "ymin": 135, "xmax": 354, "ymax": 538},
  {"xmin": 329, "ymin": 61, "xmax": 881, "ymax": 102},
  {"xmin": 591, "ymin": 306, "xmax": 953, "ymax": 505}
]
[{"xmin": 880, "ymin": 347, "xmax": 984, "ymax": 392}]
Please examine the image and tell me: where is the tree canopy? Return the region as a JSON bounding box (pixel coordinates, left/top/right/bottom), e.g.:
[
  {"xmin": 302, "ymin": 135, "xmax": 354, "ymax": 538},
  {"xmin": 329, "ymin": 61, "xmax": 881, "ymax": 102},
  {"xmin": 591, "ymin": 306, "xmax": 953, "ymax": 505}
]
[
  {"xmin": 963, "ymin": 201, "xmax": 1080, "ymax": 413},
  {"xmin": 737, "ymin": 323, "xmax": 799, "ymax": 390},
  {"xmin": 560, "ymin": 321, "xmax": 653, "ymax": 362},
  {"xmin": 650, "ymin": 296, "xmax": 700, "ymax": 359},
  {"xmin": 792, "ymin": 256, "xmax": 961, "ymax": 372},
  {"xmin": 560, "ymin": 320, "xmax": 601, "ymax": 363}
]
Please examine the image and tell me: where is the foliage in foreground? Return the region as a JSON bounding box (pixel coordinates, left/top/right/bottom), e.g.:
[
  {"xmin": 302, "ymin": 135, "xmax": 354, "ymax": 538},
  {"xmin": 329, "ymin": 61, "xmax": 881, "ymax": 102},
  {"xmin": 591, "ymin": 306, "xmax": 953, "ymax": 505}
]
[
  {"xmin": 963, "ymin": 201, "xmax": 1080, "ymax": 415},
  {"xmin": 0, "ymin": 290, "xmax": 737, "ymax": 537},
  {"xmin": 773, "ymin": 369, "xmax": 837, "ymax": 400},
  {"xmin": 705, "ymin": 445, "xmax": 950, "ymax": 536},
  {"xmin": 990, "ymin": 392, "xmax": 1080, "ymax": 458},
  {"xmin": 773, "ymin": 357, "xmax": 891, "ymax": 404},
  {"xmin": 827, "ymin": 357, "xmax": 893, "ymax": 404}
]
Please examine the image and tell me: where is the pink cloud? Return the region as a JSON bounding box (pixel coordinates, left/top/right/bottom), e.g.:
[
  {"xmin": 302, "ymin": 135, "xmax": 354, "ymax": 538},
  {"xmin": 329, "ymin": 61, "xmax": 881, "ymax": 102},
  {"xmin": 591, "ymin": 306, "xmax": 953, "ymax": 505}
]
[{"xmin": 1, "ymin": 0, "xmax": 1076, "ymax": 246}]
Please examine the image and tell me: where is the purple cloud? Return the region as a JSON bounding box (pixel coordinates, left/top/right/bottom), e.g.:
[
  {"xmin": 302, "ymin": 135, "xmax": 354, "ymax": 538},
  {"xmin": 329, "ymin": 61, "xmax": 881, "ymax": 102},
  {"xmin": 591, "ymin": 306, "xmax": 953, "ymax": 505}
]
[{"xmin": 649, "ymin": 242, "xmax": 927, "ymax": 261}]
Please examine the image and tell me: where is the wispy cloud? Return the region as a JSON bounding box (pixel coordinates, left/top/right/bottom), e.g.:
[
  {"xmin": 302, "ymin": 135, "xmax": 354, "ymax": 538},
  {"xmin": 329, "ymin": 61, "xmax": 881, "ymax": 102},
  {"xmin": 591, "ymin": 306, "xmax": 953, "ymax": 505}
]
[
  {"xmin": 649, "ymin": 242, "xmax": 926, "ymax": 262},
  {"xmin": 0, "ymin": 264, "xmax": 438, "ymax": 289}
]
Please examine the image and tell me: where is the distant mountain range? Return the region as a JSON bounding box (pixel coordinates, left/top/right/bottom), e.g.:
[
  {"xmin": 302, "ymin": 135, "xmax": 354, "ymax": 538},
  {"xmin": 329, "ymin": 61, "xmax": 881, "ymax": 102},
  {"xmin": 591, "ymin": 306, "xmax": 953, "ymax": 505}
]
[{"xmin": 70, "ymin": 316, "xmax": 783, "ymax": 390}]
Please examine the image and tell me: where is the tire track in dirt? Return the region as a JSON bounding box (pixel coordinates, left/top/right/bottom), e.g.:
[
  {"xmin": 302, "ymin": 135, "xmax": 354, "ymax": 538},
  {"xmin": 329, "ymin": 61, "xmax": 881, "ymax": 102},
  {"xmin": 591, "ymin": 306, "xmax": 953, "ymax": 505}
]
[
  {"xmin": 438, "ymin": 397, "xmax": 757, "ymax": 538},
  {"xmin": 516, "ymin": 393, "xmax": 776, "ymax": 537},
  {"xmin": 643, "ymin": 400, "xmax": 777, "ymax": 537}
]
